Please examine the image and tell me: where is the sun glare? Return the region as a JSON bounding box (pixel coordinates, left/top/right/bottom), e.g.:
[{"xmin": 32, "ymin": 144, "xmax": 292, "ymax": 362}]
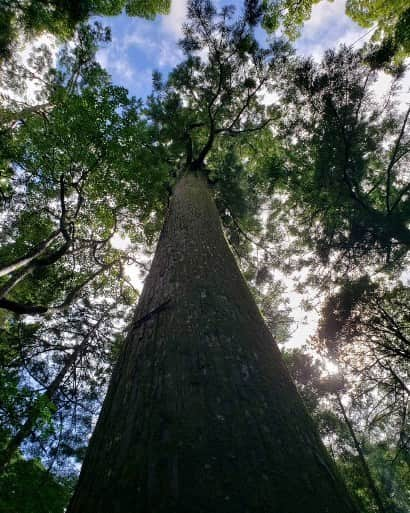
[
  {"xmin": 110, "ymin": 233, "xmax": 132, "ymax": 250},
  {"xmin": 322, "ymin": 358, "xmax": 339, "ymax": 375}
]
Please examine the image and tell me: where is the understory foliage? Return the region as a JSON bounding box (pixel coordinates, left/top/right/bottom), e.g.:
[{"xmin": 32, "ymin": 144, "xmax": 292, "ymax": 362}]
[{"xmin": 0, "ymin": 1, "xmax": 409, "ymax": 511}]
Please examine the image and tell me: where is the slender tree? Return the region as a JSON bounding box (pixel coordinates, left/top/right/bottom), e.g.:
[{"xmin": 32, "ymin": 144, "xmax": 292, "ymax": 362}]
[
  {"xmin": 335, "ymin": 391, "xmax": 387, "ymax": 513},
  {"xmin": 283, "ymin": 348, "xmax": 410, "ymax": 513},
  {"xmin": 68, "ymin": 3, "xmax": 357, "ymax": 512},
  {"xmin": 0, "ymin": 302, "xmax": 116, "ymax": 472}
]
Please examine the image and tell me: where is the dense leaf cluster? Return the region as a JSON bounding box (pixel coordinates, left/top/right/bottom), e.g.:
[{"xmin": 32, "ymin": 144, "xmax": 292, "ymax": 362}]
[{"xmin": 276, "ymin": 46, "xmax": 410, "ymax": 280}]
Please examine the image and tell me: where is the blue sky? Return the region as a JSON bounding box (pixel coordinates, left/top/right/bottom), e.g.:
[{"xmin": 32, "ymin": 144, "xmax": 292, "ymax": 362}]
[{"xmin": 96, "ymin": 0, "xmax": 369, "ymax": 100}]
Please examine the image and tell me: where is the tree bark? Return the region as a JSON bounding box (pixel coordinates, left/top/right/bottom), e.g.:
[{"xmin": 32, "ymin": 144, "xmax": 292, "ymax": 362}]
[{"xmin": 68, "ymin": 173, "xmax": 357, "ymax": 513}]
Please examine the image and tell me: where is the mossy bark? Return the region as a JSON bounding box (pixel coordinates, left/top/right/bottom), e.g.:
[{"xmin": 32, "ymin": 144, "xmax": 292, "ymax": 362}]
[{"xmin": 68, "ymin": 173, "xmax": 357, "ymax": 513}]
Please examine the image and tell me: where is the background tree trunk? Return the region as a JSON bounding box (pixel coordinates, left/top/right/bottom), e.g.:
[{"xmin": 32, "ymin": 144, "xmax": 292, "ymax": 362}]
[
  {"xmin": 336, "ymin": 393, "xmax": 387, "ymax": 513},
  {"xmin": 68, "ymin": 173, "xmax": 357, "ymax": 513}
]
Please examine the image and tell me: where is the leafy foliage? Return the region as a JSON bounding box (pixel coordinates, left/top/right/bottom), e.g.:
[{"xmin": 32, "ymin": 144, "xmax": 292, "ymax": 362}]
[
  {"xmin": 250, "ymin": 0, "xmax": 410, "ymax": 64},
  {"xmin": 276, "ymin": 45, "xmax": 410, "ymax": 284},
  {"xmin": 0, "ymin": 453, "xmax": 73, "ymax": 513},
  {"xmin": 145, "ymin": 0, "xmax": 292, "ymax": 249},
  {"xmin": 0, "ymin": 0, "xmax": 171, "ymax": 60},
  {"xmin": 317, "ymin": 280, "xmax": 409, "ymax": 449},
  {"xmin": 260, "ymin": 0, "xmax": 324, "ymax": 39},
  {"xmin": 0, "ymin": 23, "xmax": 167, "ymax": 317},
  {"xmin": 346, "ymin": 0, "xmax": 410, "ymax": 64},
  {"xmin": 0, "ymin": 22, "xmax": 164, "ymax": 487}
]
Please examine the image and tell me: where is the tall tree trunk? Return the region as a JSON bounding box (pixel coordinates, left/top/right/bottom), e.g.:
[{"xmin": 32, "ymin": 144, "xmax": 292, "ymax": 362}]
[{"xmin": 68, "ymin": 173, "xmax": 357, "ymax": 513}]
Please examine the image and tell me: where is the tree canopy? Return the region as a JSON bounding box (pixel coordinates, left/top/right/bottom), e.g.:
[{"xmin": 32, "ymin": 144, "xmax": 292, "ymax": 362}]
[
  {"xmin": 276, "ymin": 45, "xmax": 410, "ymax": 278},
  {"xmin": 253, "ymin": 0, "xmax": 410, "ymax": 64},
  {"xmin": 0, "ymin": 0, "xmax": 171, "ymax": 60}
]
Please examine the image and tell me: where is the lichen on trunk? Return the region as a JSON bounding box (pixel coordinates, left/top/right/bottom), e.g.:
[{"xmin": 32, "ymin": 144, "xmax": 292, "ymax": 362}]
[{"xmin": 68, "ymin": 173, "xmax": 357, "ymax": 513}]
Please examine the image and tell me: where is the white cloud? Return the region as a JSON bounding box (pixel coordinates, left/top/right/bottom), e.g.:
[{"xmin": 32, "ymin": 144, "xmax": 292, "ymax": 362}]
[
  {"xmin": 370, "ymin": 68, "xmax": 410, "ymax": 113},
  {"xmin": 111, "ymin": 233, "xmax": 131, "ymax": 250},
  {"xmin": 286, "ymin": 293, "xmax": 319, "ymax": 348},
  {"xmin": 96, "ymin": 14, "xmax": 186, "ymax": 96},
  {"xmin": 124, "ymin": 263, "xmax": 144, "ymax": 290},
  {"xmin": 161, "ymin": 0, "xmax": 188, "ymax": 37},
  {"xmin": 122, "ymin": 29, "xmax": 182, "ymax": 68},
  {"xmin": 295, "ymin": 0, "xmax": 368, "ymax": 61},
  {"xmin": 97, "ymin": 42, "xmax": 136, "ymax": 90},
  {"xmin": 99, "ymin": 45, "xmax": 136, "ymax": 83},
  {"xmin": 112, "ymin": 58, "xmax": 136, "ymax": 82},
  {"xmin": 302, "ymin": 0, "xmax": 347, "ymax": 36}
]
